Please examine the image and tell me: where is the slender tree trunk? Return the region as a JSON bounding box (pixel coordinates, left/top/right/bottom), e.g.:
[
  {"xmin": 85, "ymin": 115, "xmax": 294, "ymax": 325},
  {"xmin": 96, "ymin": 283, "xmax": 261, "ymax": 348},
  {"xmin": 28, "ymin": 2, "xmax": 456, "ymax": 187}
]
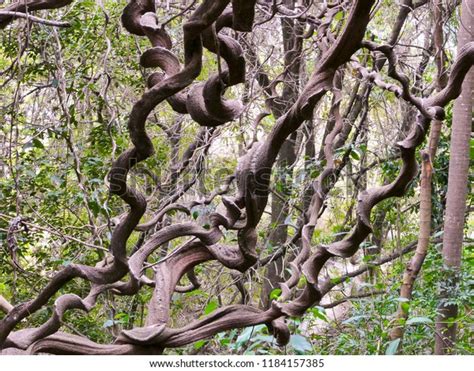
[
  {"xmin": 261, "ymin": 132, "xmax": 297, "ymax": 307},
  {"xmin": 389, "ymin": 0, "xmax": 451, "ymax": 344},
  {"xmin": 435, "ymin": 0, "xmax": 473, "ymax": 354},
  {"xmin": 390, "ymin": 151, "xmax": 433, "ymax": 341}
]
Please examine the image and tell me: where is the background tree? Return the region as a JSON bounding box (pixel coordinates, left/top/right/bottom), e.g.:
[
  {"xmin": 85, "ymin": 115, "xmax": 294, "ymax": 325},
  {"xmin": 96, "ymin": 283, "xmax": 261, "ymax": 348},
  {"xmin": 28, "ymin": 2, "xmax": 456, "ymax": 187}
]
[{"xmin": 435, "ymin": 0, "xmax": 473, "ymax": 355}]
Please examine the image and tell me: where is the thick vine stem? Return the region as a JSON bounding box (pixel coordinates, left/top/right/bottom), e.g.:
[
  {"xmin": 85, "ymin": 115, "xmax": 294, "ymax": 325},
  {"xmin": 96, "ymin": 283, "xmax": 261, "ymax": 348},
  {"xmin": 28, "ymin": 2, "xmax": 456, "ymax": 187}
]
[
  {"xmin": 186, "ymin": 9, "xmax": 246, "ymax": 126},
  {"xmin": 0, "ymin": 0, "xmax": 234, "ymax": 350},
  {"xmin": 279, "ymin": 70, "xmax": 344, "ymax": 302},
  {"xmin": 279, "ymin": 42, "xmax": 474, "ymax": 318},
  {"xmin": 1, "ymin": 0, "xmax": 473, "ymax": 355},
  {"xmin": 93, "ymin": 0, "xmax": 378, "ymax": 350},
  {"xmin": 1, "ymin": 0, "xmax": 376, "ymax": 353},
  {"xmin": 1, "ymin": 0, "xmax": 269, "ymax": 353}
]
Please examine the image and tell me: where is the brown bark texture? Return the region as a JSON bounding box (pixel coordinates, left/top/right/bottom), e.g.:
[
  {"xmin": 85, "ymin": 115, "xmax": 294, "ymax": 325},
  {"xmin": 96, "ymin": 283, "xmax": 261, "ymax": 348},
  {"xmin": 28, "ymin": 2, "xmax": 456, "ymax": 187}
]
[
  {"xmin": 435, "ymin": 0, "xmax": 473, "ymax": 355},
  {"xmin": 0, "ymin": 0, "xmax": 472, "ymax": 355}
]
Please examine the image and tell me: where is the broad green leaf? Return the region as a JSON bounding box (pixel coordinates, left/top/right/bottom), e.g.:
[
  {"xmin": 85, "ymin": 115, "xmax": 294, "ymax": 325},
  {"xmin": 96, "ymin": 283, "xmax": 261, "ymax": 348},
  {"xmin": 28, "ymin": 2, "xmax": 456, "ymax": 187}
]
[
  {"xmin": 334, "ymin": 11, "xmax": 344, "ymax": 21},
  {"xmin": 102, "ymin": 319, "xmax": 114, "ymax": 328},
  {"xmin": 401, "ymin": 302, "xmax": 410, "ymax": 313},
  {"xmin": 235, "ymin": 325, "xmax": 265, "ymax": 347},
  {"xmin": 114, "ymin": 312, "xmax": 129, "ymax": 324},
  {"xmin": 193, "ymin": 340, "xmax": 207, "ymax": 350},
  {"xmin": 310, "ymin": 307, "xmax": 328, "ymax": 322},
  {"xmin": 269, "ymin": 288, "xmax": 282, "ymax": 300},
  {"xmin": 219, "ymin": 338, "xmax": 230, "ymax": 346},
  {"xmin": 342, "ymin": 315, "xmax": 369, "ymax": 324},
  {"xmin": 350, "ymin": 150, "xmax": 360, "ymax": 160},
  {"xmin": 32, "ymin": 138, "xmax": 45, "ymax": 149},
  {"xmin": 406, "ymin": 316, "xmax": 433, "ymax": 325},
  {"xmin": 204, "ymin": 300, "xmax": 219, "ymax": 315},
  {"xmin": 289, "ymin": 334, "xmax": 312, "ymax": 354},
  {"xmin": 386, "ymin": 338, "xmax": 401, "ymax": 355}
]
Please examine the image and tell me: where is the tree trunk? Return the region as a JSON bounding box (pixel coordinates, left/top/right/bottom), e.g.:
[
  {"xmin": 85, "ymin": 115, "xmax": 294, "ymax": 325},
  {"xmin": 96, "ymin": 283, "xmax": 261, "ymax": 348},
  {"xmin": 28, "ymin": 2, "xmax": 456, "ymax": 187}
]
[
  {"xmin": 389, "ymin": 0, "xmax": 451, "ymax": 345},
  {"xmin": 435, "ymin": 0, "xmax": 473, "ymax": 354},
  {"xmin": 389, "ymin": 151, "xmax": 433, "ymax": 342}
]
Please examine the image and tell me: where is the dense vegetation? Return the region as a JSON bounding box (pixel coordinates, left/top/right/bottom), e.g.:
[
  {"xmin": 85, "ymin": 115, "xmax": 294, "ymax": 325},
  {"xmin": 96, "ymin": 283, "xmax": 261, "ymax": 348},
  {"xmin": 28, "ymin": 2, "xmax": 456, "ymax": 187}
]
[{"xmin": 0, "ymin": 0, "xmax": 472, "ymax": 355}]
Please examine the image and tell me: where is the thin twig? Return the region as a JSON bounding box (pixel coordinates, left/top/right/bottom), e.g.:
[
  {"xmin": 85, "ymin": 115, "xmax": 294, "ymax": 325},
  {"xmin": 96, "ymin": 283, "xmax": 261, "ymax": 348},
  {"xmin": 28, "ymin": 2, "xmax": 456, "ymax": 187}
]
[{"xmin": 0, "ymin": 11, "xmax": 71, "ymax": 27}]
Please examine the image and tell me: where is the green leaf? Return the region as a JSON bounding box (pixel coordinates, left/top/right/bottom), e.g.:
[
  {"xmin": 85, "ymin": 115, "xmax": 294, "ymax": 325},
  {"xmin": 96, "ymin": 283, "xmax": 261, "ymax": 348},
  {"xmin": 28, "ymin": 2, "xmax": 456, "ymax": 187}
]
[
  {"xmin": 401, "ymin": 302, "xmax": 410, "ymax": 313},
  {"xmin": 342, "ymin": 315, "xmax": 369, "ymax": 324},
  {"xmin": 289, "ymin": 334, "xmax": 312, "ymax": 354},
  {"xmin": 32, "ymin": 138, "xmax": 45, "ymax": 149},
  {"xmin": 204, "ymin": 300, "xmax": 218, "ymax": 315},
  {"xmin": 235, "ymin": 327, "xmax": 254, "ymax": 347},
  {"xmin": 102, "ymin": 319, "xmax": 114, "ymax": 328},
  {"xmin": 406, "ymin": 316, "xmax": 433, "ymax": 325},
  {"xmin": 251, "ymin": 335, "xmax": 275, "ymax": 344},
  {"xmin": 334, "ymin": 10, "xmax": 344, "ymax": 21},
  {"xmin": 310, "ymin": 307, "xmax": 328, "ymax": 322},
  {"xmin": 470, "ymin": 137, "xmax": 474, "ymax": 159},
  {"xmin": 193, "ymin": 339, "xmax": 207, "ymax": 350},
  {"xmin": 386, "ymin": 338, "xmax": 401, "ymax": 355},
  {"xmin": 269, "ymin": 288, "xmax": 282, "ymax": 300},
  {"xmin": 350, "ymin": 150, "xmax": 360, "ymax": 160},
  {"xmin": 219, "ymin": 338, "xmax": 230, "ymax": 346},
  {"xmin": 88, "ymin": 199, "xmax": 102, "ymax": 217},
  {"xmin": 235, "ymin": 325, "xmax": 265, "ymax": 347},
  {"xmin": 114, "ymin": 312, "xmax": 129, "ymax": 324}
]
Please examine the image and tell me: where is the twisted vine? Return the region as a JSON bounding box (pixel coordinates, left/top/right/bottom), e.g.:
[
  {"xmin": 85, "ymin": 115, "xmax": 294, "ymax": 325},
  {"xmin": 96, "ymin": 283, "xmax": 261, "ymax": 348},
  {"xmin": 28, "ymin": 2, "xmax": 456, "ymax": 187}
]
[{"xmin": 0, "ymin": 0, "xmax": 473, "ymax": 355}]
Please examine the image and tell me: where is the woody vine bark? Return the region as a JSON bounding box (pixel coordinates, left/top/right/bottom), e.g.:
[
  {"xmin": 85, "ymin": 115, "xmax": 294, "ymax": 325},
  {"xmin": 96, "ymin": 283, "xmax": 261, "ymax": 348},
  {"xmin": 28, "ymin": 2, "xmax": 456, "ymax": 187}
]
[{"xmin": 0, "ymin": 0, "xmax": 472, "ymax": 355}]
